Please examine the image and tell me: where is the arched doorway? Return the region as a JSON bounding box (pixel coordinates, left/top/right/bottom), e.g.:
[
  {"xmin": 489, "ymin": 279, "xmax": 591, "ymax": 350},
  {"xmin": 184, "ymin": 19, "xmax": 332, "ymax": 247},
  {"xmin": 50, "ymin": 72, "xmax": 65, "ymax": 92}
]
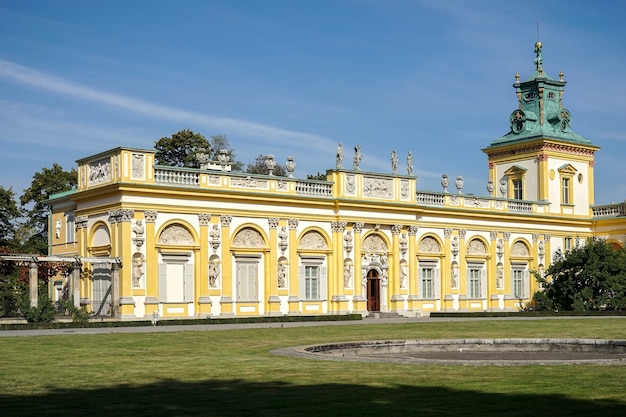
[{"xmin": 367, "ymin": 269, "xmax": 381, "ymax": 312}]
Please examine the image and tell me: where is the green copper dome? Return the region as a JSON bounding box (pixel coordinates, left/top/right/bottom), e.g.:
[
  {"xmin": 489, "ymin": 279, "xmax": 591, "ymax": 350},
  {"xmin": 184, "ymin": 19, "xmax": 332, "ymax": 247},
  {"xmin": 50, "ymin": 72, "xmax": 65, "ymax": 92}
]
[{"xmin": 488, "ymin": 41, "xmax": 592, "ymax": 148}]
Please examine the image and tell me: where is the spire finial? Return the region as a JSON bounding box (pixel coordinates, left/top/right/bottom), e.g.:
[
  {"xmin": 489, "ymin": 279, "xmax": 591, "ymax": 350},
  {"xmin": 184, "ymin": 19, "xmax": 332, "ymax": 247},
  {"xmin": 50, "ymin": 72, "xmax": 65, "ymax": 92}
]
[{"xmin": 534, "ymin": 22, "xmax": 543, "ymax": 72}]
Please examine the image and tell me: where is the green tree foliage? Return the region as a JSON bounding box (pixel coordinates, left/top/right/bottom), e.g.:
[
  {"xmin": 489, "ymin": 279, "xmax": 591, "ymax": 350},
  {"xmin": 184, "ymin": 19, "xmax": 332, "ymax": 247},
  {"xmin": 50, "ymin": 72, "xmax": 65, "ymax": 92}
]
[
  {"xmin": 533, "ymin": 237, "xmax": 626, "ymax": 311},
  {"xmin": 20, "ymin": 163, "xmax": 77, "ymax": 253},
  {"xmin": 209, "ymin": 134, "xmax": 244, "ymax": 171},
  {"xmin": 0, "ymin": 247, "xmax": 24, "ymax": 317},
  {"xmin": 306, "ymin": 172, "xmax": 327, "ymax": 180},
  {"xmin": 0, "ymin": 187, "xmax": 21, "ymax": 246},
  {"xmin": 246, "ymin": 154, "xmax": 288, "ymax": 177},
  {"xmin": 154, "ymin": 129, "xmax": 211, "ymax": 168}
]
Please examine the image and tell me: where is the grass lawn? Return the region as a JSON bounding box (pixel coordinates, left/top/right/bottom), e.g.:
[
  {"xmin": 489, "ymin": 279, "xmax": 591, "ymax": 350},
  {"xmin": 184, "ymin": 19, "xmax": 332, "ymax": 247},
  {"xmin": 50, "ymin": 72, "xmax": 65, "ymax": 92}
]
[{"xmin": 1, "ymin": 318, "xmax": 626, "ymax": 416}]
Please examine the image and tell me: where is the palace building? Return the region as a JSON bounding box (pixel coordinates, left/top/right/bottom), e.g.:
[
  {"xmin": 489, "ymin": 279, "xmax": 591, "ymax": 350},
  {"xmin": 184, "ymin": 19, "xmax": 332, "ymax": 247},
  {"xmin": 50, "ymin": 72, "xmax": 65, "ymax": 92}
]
[{"xmin": 46, "ymin": 42, "xmax": 626, "ymax": 320}]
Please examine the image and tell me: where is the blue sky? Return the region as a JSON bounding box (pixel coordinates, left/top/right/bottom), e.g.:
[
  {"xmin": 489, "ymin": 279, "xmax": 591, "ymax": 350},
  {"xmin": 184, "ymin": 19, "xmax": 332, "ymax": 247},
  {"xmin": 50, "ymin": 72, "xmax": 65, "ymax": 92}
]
[{"xmin": 1, "ymin": 0, "xmax": 625, "ymax": 204}]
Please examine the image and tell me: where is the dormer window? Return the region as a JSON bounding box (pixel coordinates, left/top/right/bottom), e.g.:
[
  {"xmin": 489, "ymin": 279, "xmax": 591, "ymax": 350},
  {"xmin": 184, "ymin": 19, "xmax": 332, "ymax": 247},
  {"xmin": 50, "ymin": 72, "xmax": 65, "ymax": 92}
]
[
  {"xmin": 558, "ymin": 164, "xmax": 577, "ymax": 206},
  {"xmin": 504, "ymin": 165, "xmax": 527, "ymax": 200}
]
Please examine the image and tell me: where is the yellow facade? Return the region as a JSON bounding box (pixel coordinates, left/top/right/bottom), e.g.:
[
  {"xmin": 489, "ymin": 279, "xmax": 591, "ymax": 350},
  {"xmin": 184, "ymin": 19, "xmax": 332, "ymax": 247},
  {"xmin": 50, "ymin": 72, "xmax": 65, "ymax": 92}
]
[{"xmin": 46, "ymin": 142, "xmax": 625, "ymax": 320}]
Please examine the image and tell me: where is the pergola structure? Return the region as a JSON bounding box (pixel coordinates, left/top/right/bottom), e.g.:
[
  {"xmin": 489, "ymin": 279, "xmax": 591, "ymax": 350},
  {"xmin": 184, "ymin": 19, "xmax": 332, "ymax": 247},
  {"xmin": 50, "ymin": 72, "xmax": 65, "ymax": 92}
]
[{"xmin": 0, "ymin": 254, "xmax": 122, "ymax": 316}]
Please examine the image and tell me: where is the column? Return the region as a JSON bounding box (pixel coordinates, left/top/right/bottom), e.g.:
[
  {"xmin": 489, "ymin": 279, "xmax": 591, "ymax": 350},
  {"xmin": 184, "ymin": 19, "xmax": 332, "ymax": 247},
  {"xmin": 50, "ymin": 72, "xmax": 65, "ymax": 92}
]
[
  {"xmin": 71, "ymin": 262, "xmax": 81, "ymax": 308},
  {"xmin": 111, "ymin": 261, "xmax": 121, "ymax": 317},
  {"xmin": 29, "ymin": 261, "xmax": 38, "ymax": 308}
]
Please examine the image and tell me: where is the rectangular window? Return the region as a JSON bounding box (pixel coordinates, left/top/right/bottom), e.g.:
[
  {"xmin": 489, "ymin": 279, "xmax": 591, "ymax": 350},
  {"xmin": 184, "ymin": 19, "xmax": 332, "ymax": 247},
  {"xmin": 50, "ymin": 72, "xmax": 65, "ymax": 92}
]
[
  {"xmin": 237, "ymin": 262, "xmax": 258, "ymax": 301},
  {"xmin": 420, "ymin": 267, "xmax": 433, "ymax": 298},
  {"xmin": 304, "ymin": 265, "xmax": 319, "ymax": 299},
  {"xmin": 512, "ymin": 179, "xmax": 523, "ymax": 200},
  {"xmin": 564, "ymin": 237, "xmax": 572, "ymax": 251},
  {"xmin": 299, "ymin": 258, "xmax": 327, "ymax": 301},
  {"xmin": 512, "ymin": 269, "xmax": 524, "ymax": 298},
  {"xmin": 562, "ymin": 178, "xmax": 570, "ymax": 204},
  {"xmin": 468, "ymin": 268, "xmax": 481, "ymax": 298},
  {"xmin": 66, "ymin": 212, "xmax": 75, "ymax": 243}
]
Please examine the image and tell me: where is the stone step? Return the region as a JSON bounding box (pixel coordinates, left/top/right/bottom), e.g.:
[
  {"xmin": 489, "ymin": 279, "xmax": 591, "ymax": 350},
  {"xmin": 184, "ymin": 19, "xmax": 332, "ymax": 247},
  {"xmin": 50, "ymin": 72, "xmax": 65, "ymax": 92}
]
[{"xmin": 366, "ymin": 312, "xmax": 404, "ymax": 319}]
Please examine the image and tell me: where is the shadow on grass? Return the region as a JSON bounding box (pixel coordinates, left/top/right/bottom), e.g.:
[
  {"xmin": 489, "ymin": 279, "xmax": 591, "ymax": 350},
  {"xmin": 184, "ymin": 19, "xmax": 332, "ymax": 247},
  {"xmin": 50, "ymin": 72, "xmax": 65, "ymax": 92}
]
[{"xmin": 2, "ymin": 378, "xmax": 625, "ymax": 417}]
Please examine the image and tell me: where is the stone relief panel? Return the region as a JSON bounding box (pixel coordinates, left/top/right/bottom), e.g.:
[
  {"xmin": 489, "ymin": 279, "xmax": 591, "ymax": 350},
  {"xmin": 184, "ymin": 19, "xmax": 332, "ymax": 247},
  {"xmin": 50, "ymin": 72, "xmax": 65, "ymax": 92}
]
[
  {"xmin": 400, "ymin": 180, "xmax": 410, "ymax": 200},
  {"xmin": 88, "ymin": 158, "xmax": 111, "ymax": 185},
  {"xmin": 299, "ymin": 230, "xmax": 328, "ymax": 250},
  {"xmin": 467, "ymin": 238, "xmax": 488, "ymax": 255},
  {"xmin": 418, "ymin": 236, "xmax": 441, "ymax": 253},
  {"xmin": 131, "ymin": 153, "xmax": 145, "ymax": 179},
  {"xmin": 231, "ymin": 177, "xmax": 269, "ymax": 189},
  {"xmin": 158, "ymin": 224, "xmax": 195, "ymax": 245},
  {"xmin": 345, "ymin": 174, "xmax": 356, "ymax": 195},
  {"xmin": 363, "ymin": 176, "xmax": 393, "ymax": 199},
  {"xmin": 362, "ymin": 234, "xmax": 388, "ymax": 253},
  {"xmin": 232, "ymin": 227, "xmax": 265, "ymax": 248},
  {"xmin": 511, "ymin": 241, "xmax": 530, "ymax": 257}
]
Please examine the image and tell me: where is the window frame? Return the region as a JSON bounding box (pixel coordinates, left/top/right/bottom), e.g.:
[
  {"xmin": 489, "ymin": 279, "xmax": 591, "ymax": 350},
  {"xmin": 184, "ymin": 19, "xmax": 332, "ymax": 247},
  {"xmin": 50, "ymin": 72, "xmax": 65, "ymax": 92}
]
[
  {"xmin": 466, "ymin": 262, "xmax": 486, "ymax": 299},
  {"xmin": 299, "ymin": 256, "xmax": 327, "ymax": 301}
]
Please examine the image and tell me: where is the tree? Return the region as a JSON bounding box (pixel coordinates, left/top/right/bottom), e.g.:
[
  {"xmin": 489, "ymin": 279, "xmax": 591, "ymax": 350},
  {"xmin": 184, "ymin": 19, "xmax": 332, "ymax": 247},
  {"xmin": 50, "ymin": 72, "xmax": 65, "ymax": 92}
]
[
  {"xmin": 533, "ymin": 237, "xmax": 626, "ymax": 311},
  {"xmin": 154, "ymin": 129, "xmax": 210, "ymax": 168},
  {"xmin": 306, "ymin": 172, "xmax": 327, "ymax": 181},
  {"xmin": 209, "ymin": 134, "xmax": 244, "ymax": 171},
  {"xmin": 20, "ymin": 164, "xmax": 77, "ymax": 254},
  {"xmin": 0, "ymin": 186, "xmax": 21, "ymax": 247},
  {"xmin": 246, "ymin": 154, "xmax": 287, "ymax": 177}
]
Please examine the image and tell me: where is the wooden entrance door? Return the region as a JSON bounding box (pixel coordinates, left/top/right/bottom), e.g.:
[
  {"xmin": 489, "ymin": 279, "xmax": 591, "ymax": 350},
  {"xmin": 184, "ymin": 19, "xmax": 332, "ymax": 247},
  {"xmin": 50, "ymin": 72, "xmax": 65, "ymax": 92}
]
[{"xmin": 367, "ymin": 269, "xmax": 380, "ymax": 312}]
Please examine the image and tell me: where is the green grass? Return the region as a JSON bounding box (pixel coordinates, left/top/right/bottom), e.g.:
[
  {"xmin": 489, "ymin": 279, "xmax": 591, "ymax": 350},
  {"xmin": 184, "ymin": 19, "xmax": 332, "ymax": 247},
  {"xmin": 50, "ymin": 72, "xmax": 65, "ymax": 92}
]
[{"xmin": 1, "ymin": 318, "xmax": 626, "ymax": 416}]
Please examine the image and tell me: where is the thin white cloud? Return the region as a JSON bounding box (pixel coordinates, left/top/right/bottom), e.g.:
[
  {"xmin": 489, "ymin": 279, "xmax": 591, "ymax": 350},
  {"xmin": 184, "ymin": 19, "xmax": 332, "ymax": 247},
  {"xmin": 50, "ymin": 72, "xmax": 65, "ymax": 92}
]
[{"xmin": 0, "ymin": 59, "xmax": 337, "ymax": 152}]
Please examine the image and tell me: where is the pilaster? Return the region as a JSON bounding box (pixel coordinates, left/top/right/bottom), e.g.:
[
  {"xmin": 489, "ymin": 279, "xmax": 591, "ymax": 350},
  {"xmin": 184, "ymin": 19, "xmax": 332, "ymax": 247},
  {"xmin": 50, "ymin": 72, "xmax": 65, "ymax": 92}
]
[
  {"xmin": 389, "ymin": 224, "xmax": 403, "ymax": 312},
  {"xmin": 351, "ymin": 222, "xmax": 366, "ymax": 314},
  {"xmin": 197, "ymin": 213, "xmax": 211, "ymax": 317},
  {"xmin": 267, "ymin": 218, "xmax": 281, "ymax": 315},
  {"xmin": 219, "ymin": 215, "xmax": 234, "ymax": 316},
  {"xmin": 330, "ymin": 221, "xmax": 348, "ymax": 313},
  {"xmin": 144, "ymin": 211, "xmax": 159, "ymax": 310},
  {"xmin": 287, "ymin": 218, "xmax": 300, "ymax": 315}
]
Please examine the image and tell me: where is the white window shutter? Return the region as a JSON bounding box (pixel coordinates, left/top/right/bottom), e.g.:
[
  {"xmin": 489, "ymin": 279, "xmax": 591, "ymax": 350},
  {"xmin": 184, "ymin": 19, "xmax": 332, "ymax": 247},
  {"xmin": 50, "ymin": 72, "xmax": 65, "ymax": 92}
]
[
  {"xmin": 299, "ymin": 265, "xmax": 305, "ymax": 300},
  {"xmin": 158, "ymin": 264, "xmax": 167, "ymax": 303},
  {"xmin": 434, "ymin": 268, "xmax": 441, "ymax": 299},
  {"xmin": 320, "ymin": 266, "xmax": 328, "ymax": 300},
  {"xmin": 184, "ymin": 263, "xmax": 194, "ymax": 302},
  {"xmin": 481, "ymin": 269, "xmax": 487, "ymax": 299},
  {"xmin": 523, "ymin": 270, "xmax": 530, "ymax": 299}
]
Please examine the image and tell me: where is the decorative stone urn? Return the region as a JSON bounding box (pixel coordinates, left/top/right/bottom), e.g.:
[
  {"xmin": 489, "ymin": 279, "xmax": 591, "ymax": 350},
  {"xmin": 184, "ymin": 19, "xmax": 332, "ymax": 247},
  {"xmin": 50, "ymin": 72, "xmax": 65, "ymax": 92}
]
[
  {"xmin": 285, "ymin": 156, "xmax": 296, "ymax": 177},
  {"xmin": 455, "ymin": 176, "xmax": 464, "ymax": 194},
  {"xmin": 441, "ymin": 174, "xmax": 449, "ymax": 193},
  {"xmin": 265, "ymin": 154, "xmax": 276, "ymax": 176}
]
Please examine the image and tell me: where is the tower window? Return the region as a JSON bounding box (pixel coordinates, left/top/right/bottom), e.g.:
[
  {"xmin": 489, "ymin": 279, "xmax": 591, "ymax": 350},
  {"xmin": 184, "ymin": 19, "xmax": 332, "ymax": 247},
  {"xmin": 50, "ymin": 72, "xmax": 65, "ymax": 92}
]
[
  {"xmin": 512, "ymin": 179, "xmax": 523, "ymax": 200},
  {"xmin": 562, "ymin": 178, "xmax": 570, "ymax": 204}
]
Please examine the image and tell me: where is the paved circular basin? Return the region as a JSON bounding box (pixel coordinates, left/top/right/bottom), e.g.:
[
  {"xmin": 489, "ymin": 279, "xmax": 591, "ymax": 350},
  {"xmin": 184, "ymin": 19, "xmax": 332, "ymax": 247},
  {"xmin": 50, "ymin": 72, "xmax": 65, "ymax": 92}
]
[{"xmin": 273, "ymin": 339, "xmax": 626, "ymax": 366}]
